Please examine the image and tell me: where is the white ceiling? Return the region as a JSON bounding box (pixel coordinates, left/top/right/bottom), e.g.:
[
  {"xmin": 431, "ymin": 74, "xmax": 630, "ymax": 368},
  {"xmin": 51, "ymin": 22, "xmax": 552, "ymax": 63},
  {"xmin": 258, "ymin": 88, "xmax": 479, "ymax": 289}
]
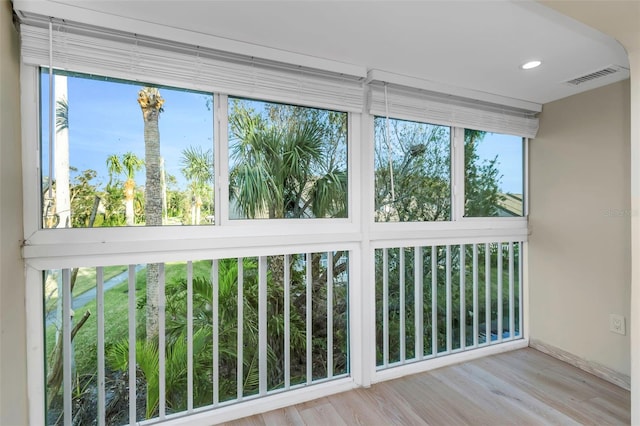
[{"xmin": 13, "ymin": 0, "xmax": 631, "ymax": 106}]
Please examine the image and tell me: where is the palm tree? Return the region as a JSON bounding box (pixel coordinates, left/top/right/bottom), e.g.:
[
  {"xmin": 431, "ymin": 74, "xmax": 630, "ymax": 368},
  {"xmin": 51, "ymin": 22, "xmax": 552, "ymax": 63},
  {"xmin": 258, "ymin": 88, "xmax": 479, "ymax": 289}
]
[
  {"xmin": 228, "ymin": 106, "xmax": 347, "ymax": 219},
  {"xmin": 180, "ymin": 146, "xmax": 213, "ymax": 225},
  {"xmin": 106, "ymin": 153, "xmax": 123, "ymax": 189},
  {"xmin": 138, "ymin": 87, "xmax": 164, "ymax": 340},
  {"xmin": 122, "ymin": 152, "xmax": 145, "ymax": 224},
  {"xmin": 106, "ymin": 152, "xmax": 144, "ymax": 226}
]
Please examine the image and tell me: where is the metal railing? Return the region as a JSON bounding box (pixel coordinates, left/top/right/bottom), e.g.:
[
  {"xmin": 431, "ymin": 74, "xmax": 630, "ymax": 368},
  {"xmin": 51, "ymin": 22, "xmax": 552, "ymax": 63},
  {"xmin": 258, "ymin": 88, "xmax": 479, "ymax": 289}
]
[
  {"xmin": 41, "ymin": 240, "xmax": 524, "ymax": 425},
  {"xmin": 375, "ymin": 241, "xmax": 523, "ymax": 369},
  {"xmin": 43, "ymin": 251, "xmax": 349, "ymax": 425}
]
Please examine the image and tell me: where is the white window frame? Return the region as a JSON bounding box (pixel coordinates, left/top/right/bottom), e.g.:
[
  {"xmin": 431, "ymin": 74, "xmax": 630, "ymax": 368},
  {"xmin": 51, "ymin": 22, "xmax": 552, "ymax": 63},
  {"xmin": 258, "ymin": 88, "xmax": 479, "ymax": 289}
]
[
  {"xmin": 455, "ymin": 129, "xmax": 529, "ymax": 223},
  {"xmin": 368, "ymin": 112, "xmax": 529, "ymax": 244},
  {"xmin": 219, "ymin": 95, "xmax": 356, "ymax": 227},
  {"xmin": 21, "ymin": 66, "xmax": 362, "ymax": 269}
]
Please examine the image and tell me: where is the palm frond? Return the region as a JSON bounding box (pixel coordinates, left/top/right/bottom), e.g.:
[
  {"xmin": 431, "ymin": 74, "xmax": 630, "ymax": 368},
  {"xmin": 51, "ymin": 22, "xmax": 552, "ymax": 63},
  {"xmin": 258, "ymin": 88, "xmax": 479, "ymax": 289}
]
[
  {"xmin": 55, "ymin": 98, "xmax": 69, "ymax": 133},
  {"xmin": 309, "ymin": 169, "xmax": 348, "ymax": 218},
  {"xmin": 122, "ymin": 152, "xmax": 144, "ymax": 179},
  {"xmin": 180, "ymin": 145, "xmax": 214, "ymax": 185}
]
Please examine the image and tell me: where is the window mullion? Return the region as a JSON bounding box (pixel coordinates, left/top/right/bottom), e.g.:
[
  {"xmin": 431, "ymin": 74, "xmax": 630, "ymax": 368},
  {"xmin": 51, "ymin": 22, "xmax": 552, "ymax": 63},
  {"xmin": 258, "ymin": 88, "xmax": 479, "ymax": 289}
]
[{"xmin": 524, "ymin": 137, "xmax": 529, "ymax": 217}]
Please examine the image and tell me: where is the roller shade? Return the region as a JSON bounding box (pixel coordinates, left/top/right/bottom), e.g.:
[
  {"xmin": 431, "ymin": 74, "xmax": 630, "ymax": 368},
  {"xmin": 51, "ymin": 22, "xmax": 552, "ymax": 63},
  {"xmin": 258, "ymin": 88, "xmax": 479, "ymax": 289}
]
[
  {"xmin": 20, "ymin": 18, "xmax": 365, "ymax": 113},
  {"xmin": 368, "ymin": 82, "xmax": 539, "ymax": 138}
]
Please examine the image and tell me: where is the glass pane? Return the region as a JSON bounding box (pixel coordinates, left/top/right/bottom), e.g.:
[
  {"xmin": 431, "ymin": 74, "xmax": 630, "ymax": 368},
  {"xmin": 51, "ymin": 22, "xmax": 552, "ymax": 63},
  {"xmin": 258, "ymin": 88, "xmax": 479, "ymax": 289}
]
[
  {"xmin": 464, "ymin": 130, "xmax": 524, "ymax": 217},
  {"xmin": 40, "ymin": 70, "xmax": 214, "ymax": 229},
  {"xmin": 228, "ymin": 98, "xmax": 348, "ymax": 219},
  {"xmin": 374, "ymin": 117, "xmax": 451, "ymax": 222}
]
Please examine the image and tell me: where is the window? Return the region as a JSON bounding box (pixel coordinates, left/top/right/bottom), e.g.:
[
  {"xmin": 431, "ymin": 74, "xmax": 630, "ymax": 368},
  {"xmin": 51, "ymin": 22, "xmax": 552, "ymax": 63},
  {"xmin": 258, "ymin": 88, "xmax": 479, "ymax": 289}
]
[
  {"xmin": 40, "ymin": 70, "xmax": 214, "ymax": 229},
  {"xmin": 39, "ymin": 71, "xmax": 353, "ymax": 229},
  {"xmin": 228, "ymin": 97, "xmax": 348, "ymax": 220},
  {"xmin": 374, "ymin": 117, "xmax": 451, "ymax": 222},
  {"xmin": 464, "ymin": 130, "xmax": 524, "ymax": 217}
]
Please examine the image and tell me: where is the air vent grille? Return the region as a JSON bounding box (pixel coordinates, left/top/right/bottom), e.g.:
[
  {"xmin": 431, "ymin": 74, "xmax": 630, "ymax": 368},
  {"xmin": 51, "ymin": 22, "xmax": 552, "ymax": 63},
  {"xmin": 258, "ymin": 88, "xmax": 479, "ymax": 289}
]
[{"xmin": 565, "ymin": 66, "xmax": 620, "ymax": 86}]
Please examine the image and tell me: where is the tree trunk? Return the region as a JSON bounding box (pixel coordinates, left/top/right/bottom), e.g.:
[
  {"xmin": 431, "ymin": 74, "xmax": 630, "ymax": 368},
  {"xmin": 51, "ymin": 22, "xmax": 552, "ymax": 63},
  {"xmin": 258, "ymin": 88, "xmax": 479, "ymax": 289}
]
[
  {"xmin": 138, "ymin": 87, "xmax": 164, "ymax": 340},
  {"xmin": 54, "ymin": 75, "xmax": 70, "ymax": 228},
  {"xmin": 146, "ymin": 262, "xmax": 160, "ymax": 339},
  {"xmin": 195, "ymin": 195, "xmax": 202, "ymax": 224}
]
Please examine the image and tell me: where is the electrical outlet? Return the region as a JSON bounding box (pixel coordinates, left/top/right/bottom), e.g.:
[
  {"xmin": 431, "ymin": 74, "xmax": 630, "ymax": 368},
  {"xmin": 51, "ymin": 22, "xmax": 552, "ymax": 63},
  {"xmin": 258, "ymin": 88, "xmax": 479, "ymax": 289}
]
[{"xmin": 609, "ymin": 314, "xmax": 626, "ymax": 335}]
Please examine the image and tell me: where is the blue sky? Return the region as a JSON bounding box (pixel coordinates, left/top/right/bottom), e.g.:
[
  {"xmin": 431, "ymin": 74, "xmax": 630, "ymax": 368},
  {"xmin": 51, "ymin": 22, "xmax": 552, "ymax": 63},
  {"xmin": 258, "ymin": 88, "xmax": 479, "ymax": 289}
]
[
  {"xmin": 475, "ymin": 132, "xmax": 524, "ymax": 195},
  {"xmin": 41, "ymin": 72, "xmax": 213, "ymax": 190}
]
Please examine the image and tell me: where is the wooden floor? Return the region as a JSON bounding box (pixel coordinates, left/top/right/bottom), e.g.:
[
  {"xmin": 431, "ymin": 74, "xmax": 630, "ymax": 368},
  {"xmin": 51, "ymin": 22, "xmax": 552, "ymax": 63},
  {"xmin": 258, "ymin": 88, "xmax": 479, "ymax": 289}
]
[{"xmin": 223, "ymin": 348, "xmax": 630, "ymax": 426}]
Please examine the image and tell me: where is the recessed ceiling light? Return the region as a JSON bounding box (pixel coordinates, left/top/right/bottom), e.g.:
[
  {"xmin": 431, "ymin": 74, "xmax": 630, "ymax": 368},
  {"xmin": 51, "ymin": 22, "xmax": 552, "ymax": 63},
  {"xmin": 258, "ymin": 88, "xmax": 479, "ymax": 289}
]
[{"xmin": 521, "ymin": 60, "xmax": 542, "ymax": 70}]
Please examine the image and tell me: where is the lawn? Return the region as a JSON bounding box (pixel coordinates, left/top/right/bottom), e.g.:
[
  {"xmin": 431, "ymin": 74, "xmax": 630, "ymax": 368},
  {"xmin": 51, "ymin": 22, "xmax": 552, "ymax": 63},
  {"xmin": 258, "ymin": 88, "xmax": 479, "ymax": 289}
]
[
  {"xmin": 45, "ymin": 260, "xmax": 213, "ymax": 379},
  {"xmin": 44, "ymin": 265, "xmax": 128, "ymax": 317}
]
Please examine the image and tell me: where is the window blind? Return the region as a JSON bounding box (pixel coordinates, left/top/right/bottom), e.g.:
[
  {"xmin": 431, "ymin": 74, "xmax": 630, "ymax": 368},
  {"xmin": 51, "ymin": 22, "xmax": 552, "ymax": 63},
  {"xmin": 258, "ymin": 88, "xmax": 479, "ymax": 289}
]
[
  {"xmin": 20, "ymin": 18, "xmax": 365, "ymax": 113},
  {"xmin": 367, "ymin": 82, "xmax": 539, "ymax": 138}
]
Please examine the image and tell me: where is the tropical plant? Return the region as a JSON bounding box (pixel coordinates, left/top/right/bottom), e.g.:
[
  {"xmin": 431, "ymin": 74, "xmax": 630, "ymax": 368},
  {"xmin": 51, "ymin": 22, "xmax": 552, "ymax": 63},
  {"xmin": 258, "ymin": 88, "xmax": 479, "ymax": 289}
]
[
  {"xmin": 106, "ymin": 152, "xmax": 144, "ymax": 226},
  {"xmin": 163, "ymin": 173, "xmax": 187, "ymax": 222},
  {"xmin": 108, "ymin": 328, "xmax": 212, "ymax": 418},
  {"xmin": 105, "ymin": 251, "xmax": 352, "ymax": 419},
  {"xmin": 180, "ymin": 145, "xmax": 213, "ymax": 225},
  {"xmin": 68, "ymin": 168, "xmax": 100, "ymax": 228},
  {"xmin": 228, "ymin": 101, "xmax": 347, "ymax": 219},
  {"xmin": 55, "ymin": 98, "xmax": 68, "ymax": 133},
  {"xmin": 228, "ymin": 101, "xmax": 351, "ymax": 381}
]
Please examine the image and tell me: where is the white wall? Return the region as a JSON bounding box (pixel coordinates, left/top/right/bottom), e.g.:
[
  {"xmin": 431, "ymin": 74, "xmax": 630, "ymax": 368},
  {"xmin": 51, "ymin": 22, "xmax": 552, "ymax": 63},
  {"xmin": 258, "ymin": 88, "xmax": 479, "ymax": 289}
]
[
  {"xmin": 0, "ymin": 0, "xmax": 28, "ymax": 424},
  {"xmin": 529, "ymin": 79, "xmax": 631, "ymax": 377}
]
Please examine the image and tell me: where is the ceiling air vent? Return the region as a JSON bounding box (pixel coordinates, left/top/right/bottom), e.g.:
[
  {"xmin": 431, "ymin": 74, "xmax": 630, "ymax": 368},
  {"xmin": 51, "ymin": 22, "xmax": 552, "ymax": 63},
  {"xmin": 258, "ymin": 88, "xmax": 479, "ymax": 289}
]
[{"xmin": 564, "ymin": 65, "xmax": 625, "ymax": 86}]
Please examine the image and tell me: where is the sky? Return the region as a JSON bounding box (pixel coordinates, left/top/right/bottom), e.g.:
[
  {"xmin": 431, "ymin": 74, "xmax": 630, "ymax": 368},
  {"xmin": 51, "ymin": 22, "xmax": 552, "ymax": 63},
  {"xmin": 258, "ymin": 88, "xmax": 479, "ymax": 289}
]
[
  {"xmin": 41, "ymin": 71, "xmax": 214, "ymax": 190},
  {"xmin": 41, "ymin": 71, "xmax": 523, "ymax": 198},
  {"xmin": 475, "ymin": 132, "xmax": 524, "ymax": 195}
]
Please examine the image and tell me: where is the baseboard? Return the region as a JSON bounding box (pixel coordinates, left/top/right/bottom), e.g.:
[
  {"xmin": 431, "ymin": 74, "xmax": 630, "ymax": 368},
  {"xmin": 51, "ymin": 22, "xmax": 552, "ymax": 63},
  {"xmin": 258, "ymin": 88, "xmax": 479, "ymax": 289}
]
[{"xmin": 529, "ymin": 339, "xmax": 630, "ymax": 390}]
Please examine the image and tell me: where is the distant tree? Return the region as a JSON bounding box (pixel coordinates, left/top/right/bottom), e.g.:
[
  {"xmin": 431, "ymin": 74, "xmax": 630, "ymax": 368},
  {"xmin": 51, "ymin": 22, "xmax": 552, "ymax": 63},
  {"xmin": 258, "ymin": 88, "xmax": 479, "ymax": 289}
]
[
  {"xmin": 180, "ymin": 146, "xmax": 213, "ymax": 225},
  {"xmin": 464, "ymin": 130, "xmax": 504, "ymax": 217},
  {"xmin": 374, "ymin": 121, "xmax": 503, "ymax": 221},
  {"xmin": 106, "ymin": 152, "xmax": 144, "ymax": 226},
  {"xmin": 68, "ymin": 168, "xmax": 99, "ymax": 228},
  {"xmin": 374, "ymin": 118, "xmax": 451, "ymax": 222}
]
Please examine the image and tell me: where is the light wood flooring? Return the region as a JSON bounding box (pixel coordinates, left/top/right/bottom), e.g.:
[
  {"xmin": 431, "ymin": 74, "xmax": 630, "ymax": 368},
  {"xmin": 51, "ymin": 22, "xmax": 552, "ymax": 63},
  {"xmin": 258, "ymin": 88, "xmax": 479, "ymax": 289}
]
[{"xmin": 223, "ymin": 348, "xmax": 630, "ymax": 425}]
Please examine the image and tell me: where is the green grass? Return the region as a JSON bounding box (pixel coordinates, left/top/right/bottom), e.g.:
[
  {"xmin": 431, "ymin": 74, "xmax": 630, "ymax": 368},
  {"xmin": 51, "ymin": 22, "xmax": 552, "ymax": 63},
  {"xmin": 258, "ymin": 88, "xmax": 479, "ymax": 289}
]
[
  {"xmin": 45, "ymin": 270, "xmax": 144, "ymax": 378},
  {"xmin": 164, "ymin": 260, "xmax": 212, "ymax": 284},
  {"xmin": 44, "ymin": 265, "xmax": 128, "ymax": 316},
  {"xmin": 45, "ymin": 260, "xmax": 213, "ymax": 379}
]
